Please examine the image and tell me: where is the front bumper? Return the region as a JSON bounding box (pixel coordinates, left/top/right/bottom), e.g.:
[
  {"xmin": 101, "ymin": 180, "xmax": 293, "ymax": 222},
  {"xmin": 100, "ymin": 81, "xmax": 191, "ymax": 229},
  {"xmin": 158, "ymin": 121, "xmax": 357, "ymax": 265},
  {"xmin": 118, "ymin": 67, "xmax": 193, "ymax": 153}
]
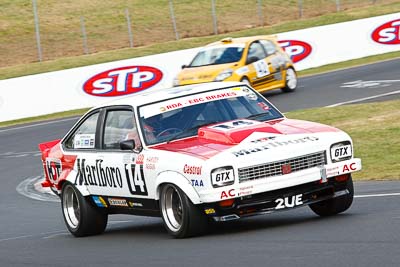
[{"xmin": 201, "ymin": 176, "xmax": 352, "ymax": 221}]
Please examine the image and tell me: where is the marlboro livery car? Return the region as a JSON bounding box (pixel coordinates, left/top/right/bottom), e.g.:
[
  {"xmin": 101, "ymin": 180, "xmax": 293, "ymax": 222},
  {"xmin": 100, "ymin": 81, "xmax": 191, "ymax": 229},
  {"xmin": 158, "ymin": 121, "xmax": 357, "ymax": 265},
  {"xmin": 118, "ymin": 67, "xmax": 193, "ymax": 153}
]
[{"xmin": 39, "ymin": 82, "xmax": 361, "ymax": 238}]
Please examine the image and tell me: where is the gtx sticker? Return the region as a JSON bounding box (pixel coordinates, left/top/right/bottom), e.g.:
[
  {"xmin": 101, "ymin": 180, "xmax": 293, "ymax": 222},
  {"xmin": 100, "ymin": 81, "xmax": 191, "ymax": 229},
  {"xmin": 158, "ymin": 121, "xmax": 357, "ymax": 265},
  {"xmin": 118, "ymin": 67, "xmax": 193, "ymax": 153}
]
[{"xmin": 275, "ymin": 194, "xmax": 303, "ymax": 210}]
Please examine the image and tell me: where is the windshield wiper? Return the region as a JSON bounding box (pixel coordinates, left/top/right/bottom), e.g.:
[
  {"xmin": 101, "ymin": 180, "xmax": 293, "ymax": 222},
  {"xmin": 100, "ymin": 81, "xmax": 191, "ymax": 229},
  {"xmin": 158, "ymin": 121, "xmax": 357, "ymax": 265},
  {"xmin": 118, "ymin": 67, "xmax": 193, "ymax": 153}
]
[
  {"xmin": 245, "ymin": 113, "xmax": 270, "ymax": 121},
  {"xmin": 166, "ymin": 121, "xmax": 220, "ymax": 143}
]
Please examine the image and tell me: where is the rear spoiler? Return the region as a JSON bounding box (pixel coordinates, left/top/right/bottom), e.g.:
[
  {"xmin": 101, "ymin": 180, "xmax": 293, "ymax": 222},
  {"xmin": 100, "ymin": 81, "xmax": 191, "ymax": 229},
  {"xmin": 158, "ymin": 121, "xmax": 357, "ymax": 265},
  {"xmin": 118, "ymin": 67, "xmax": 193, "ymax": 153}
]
[
  {"xmin": 38, "ymin": 139, "xmax": 61, "ymax": 188},
  {"xmin": 38, "ymin": 139, "xmax": 61, "ymax": 153}
]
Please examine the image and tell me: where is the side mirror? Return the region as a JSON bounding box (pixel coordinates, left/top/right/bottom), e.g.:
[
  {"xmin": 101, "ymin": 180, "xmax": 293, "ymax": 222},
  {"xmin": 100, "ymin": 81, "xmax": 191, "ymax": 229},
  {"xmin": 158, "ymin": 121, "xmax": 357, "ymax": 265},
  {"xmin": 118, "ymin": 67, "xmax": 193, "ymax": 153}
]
[
  {"xmin": 181, "ymin": 64, "xmax": 187, "ymax": 69},
  {"xmin": 120, "ymin": 139, "xmax": 135, "ymax": 150},
  {"xmin": 246, "ymin": 56, "xmax": 259, "ymax": 65}
]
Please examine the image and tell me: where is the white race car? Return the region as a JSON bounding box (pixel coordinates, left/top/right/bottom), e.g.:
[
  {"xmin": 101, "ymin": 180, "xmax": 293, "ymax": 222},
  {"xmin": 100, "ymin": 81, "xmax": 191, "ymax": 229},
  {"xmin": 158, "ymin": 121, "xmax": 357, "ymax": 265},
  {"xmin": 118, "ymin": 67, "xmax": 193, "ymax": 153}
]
[{"xmin": 39, "ymin": 82, "xmax": 361, "ymax": 238}]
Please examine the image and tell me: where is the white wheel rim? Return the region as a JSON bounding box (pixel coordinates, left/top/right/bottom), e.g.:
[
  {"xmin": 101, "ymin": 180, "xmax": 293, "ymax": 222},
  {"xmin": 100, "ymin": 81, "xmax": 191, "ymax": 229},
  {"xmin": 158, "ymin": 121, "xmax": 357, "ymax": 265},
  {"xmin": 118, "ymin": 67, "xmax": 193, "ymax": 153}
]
[
  {"xmin": 286, "ymin": 68, "xmax": 297, "ymax": 89},
  {"xmin": 161, "ymin": 186, "xmax": 183, "ymax": 232},
  {"xmin": 63, "ymin": 186, "xmax": 80, "ymax": 229}
]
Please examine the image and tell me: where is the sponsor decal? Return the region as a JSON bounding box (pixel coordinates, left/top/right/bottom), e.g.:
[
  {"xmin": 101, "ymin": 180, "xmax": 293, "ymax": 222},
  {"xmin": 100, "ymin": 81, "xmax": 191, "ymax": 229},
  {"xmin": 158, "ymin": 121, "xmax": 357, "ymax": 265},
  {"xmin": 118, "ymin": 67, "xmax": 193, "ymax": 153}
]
[
  {"xmin": 204, "ymin": 208, "xmax": 216, "ymax": 215},
  {"xmin": 232, "ymin": 136, "xmax": 319, "ymax": 157},
  {"xmin": 160, "ymin": 92, "xmax": 238, "ymax": 113},
  {"xmin": 74, "ymin": 158, "xmax": 148, "ymax": 196},
  {"xmin": 140, "ymin": 88, "xmax": 248, "ymax": 119},
  {"xmin": 275, "ymin": 194, "xmax": 303, "ymax": 210},
  {"xmin": 220, "ymin": 189, "xmax": 235, "ymax": 199},
  {"xmin": 191, "ymin": 179, "xmax": 204, "ymax": 187},
  {"xmin": 326, "ymin": 166, "xmax": 340, "ymax": 177},
  {"xmin": 136, "ymin": 154, "xmax": 144, "ymax": 165},
  {"xmin": 212, "ymin": 168, "xmax": 234, "ymax": 187},
  {"xmin": 342, "ymin": 162, "xmax": 357, "ymax": 173},
  {"xmin": 45, "ymin": 158, "xmax": 62, "ymax": 183},
  {"xmin": 108, "ymin": 198, "xmax": 129, "ymax": 207},
  {"xmin": 281, "ymin": 164, "xmax": 292, "ymax": 175},
  {"xmin": 257, "ymin": 102, "xmax": 270, "ymax": 111},
  {"xmin": 145, "ymin": 156, "xmax": 158, "ymax": 170},
  {"xmin": 92, "ymin": 196, "xmax": 108, "ymax": 208},
  {"xmin": 210, "ymin": 119, "xmax": 260, "ymax": 131},
  {"xmin": 74, "ymin": 159, "xmax": 123, "ymax": 188},
  {"xmin": 129, "ymin": 201, "xmax": 144, "ymax": 208},
  {"xmin": 183, "ymin": 164, "xmax": 202, "ymax": 175},
  {"xmin": 279, "ymin": 40, "xmax": 312, "ymax": 63},
  {"xmin": 83, "ymin": 66, "xmax": 163, "ymax": 97},
  {"xmin": 238, "ymin": 185, "xmax": 253, "ymax": 197},
  {"xmin": 371, "ymin": 19, "xmax": 400, "ymax": 45},
  {"xmin": 74, "ymin": 134, "xmax": 95, "ymax": 149}
]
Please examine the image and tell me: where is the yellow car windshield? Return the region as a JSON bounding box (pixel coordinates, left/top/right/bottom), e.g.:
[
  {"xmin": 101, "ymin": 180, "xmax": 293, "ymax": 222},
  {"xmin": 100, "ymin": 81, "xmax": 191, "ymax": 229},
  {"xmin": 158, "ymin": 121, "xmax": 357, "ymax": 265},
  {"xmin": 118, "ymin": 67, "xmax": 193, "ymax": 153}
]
[{"xmin": 189, "ymin": 46, "xmax": 244, "ymax": 67}]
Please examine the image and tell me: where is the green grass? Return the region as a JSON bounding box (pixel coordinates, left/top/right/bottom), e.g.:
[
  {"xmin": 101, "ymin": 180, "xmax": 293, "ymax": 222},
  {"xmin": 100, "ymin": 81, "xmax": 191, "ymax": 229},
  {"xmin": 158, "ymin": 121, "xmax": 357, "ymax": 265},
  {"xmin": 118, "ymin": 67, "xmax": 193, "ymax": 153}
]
[
  {"xmin": 0, "ymin": 108, "xmax": 90, "ymax": 128},
  {"xmin": 286, "ymin": 99, "xmax": 400, "ymax": 180},
  {"xmin": 1, "ymin": 1, "xmax": 400, "ymax": 79}
]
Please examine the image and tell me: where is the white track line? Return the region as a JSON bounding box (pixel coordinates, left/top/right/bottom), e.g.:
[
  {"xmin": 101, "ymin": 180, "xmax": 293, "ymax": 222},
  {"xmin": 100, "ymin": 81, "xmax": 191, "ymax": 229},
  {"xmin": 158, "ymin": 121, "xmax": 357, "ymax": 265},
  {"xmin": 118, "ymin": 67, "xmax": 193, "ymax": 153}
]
[
  {"xmin": 355, "ymin": 192, "xmax": 400, "ymax": 198},
  {"xmin": 326, "ymin": 90, "xmax": 400, "ymax": 107},
  {"xmin": 0, "ymin": 117, "xmax": 78, "ymax": 133}
]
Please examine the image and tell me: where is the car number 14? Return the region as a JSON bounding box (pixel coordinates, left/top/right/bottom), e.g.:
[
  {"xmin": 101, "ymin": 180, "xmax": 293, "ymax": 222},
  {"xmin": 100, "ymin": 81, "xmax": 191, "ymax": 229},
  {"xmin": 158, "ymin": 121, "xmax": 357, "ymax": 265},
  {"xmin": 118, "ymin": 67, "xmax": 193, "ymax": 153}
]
[{"xmin": 275, "ymin": 194, "xmax": 303, "ymax": 210}]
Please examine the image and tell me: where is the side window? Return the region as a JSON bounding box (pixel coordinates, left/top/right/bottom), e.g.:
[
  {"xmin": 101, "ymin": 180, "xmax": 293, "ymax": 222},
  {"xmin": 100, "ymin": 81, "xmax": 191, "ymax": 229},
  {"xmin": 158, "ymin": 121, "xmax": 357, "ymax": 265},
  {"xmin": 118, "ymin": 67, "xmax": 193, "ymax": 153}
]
[
  {"xmin": 103, "ymin": 110, "xmax": 142, "ymax": 151},
  {"xmin": 64, "ymin": 112, "xmax": 99, "ymax": 150},
  {"xmin": 247, "ymin": 42, "xmax": 267, "ymax": 63},
  {"xmin": 260, "ymin": 40, "xmax": 277, "ymax": 55}
]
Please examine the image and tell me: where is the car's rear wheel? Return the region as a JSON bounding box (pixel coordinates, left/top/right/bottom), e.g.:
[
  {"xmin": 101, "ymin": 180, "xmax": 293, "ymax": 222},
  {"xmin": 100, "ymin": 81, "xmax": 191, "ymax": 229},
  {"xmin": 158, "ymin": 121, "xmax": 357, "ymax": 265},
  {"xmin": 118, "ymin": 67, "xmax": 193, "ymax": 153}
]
[
  {"xmin": 160, "ymin": 184, "xmax": 208, "ymax": 238},
  {"xmin": 281, "ymin": 67, "xmax": 297, "ymax": 92},
  {"xmin": 61, "ymin": 182, "xmax": 108, "ymax": 237},
  {"xmin": 309, "ymin": 175, "xmax": 354, "ymax": 216}
]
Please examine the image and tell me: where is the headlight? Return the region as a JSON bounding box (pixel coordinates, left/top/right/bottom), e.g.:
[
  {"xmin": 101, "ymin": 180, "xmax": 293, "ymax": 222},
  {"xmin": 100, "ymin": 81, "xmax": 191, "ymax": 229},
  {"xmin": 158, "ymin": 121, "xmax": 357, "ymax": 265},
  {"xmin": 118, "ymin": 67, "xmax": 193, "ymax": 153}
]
[
  {"xmin": 330, "ymin": 141, "xmax": 352, "ymax": 163},
  {"xmin": 214, "ymin": 69, "xmax": 233, "ymax": 81},
  {"xmin": 211, "ymin": 166, "xmax": 235, "ymax": 187}
]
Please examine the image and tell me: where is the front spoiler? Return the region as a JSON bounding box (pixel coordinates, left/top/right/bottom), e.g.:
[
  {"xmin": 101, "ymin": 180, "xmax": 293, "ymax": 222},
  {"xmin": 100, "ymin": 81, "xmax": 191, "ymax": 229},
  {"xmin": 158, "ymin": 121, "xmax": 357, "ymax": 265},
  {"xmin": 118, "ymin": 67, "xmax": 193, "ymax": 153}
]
[{"xmin": 202, "ymin": 178, "xmax": 351, "ymax": 221}]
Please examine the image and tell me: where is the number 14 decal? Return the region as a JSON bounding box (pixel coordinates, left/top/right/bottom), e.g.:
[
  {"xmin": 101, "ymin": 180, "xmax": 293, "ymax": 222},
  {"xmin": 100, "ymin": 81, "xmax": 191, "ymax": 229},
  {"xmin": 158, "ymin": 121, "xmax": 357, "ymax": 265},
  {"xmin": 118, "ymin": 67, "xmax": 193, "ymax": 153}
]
[{"xmin": 124, "ymin": 164, "xmax": 148, "ymax": 196}]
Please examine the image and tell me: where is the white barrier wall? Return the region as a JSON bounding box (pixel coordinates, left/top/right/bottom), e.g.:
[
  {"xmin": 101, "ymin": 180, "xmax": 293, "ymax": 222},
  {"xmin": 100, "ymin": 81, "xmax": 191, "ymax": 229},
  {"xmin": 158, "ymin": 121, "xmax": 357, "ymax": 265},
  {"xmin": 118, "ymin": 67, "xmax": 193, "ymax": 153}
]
[{"xmin": 0, "ymin": 12, "xmax": 399, "ymax": 122}]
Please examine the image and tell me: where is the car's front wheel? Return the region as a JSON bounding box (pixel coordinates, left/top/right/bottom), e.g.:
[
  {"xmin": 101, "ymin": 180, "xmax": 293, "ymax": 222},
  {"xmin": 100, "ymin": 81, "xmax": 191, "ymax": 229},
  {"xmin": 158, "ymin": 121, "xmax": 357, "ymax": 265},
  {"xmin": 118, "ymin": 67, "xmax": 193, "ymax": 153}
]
[
  {"xmin": 281, "ymin": 67, "xmax": 297, "ymax": 93},
  {"xmin": 309, "ymin": 175, "xmax": 354, "ymax": 216},
  {"xmin": 160, "ymin": 183, "xmax": 208, "ymax": 238},
  {"xmin": 61, "ymin": 182, "xmax": 108, "ymax": 237}
]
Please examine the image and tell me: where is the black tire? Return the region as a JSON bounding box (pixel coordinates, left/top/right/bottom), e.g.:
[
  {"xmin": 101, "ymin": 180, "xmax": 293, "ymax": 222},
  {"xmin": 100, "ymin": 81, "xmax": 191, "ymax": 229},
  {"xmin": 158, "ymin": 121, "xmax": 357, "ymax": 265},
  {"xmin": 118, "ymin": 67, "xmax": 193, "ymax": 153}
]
[
  {"xmin": 61, "ymin": 182, "xmax": 108, "ymax": 237},
  {"xmin": 159, "ymin": 184, "xmax": 208, "ymax": 238},
  {"xmin": 309, "ymin": 176, "xmax": 354, "ymax": 217},
  {"xmin": 281, "ymin": 67, "xmax": 297, "ymax": 93}
]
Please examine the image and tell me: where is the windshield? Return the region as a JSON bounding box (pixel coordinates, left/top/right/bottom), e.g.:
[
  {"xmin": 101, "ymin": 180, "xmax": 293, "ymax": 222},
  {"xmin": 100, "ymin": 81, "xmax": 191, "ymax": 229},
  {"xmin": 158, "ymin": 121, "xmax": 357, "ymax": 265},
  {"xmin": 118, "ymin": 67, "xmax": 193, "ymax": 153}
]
[
  {"xmin": 189, "ymin": 45, "xmax": 244, "ymax": 67},
  {"xmin": 138, "ymin": 86, "xmax": 283, "ymax": 145}
]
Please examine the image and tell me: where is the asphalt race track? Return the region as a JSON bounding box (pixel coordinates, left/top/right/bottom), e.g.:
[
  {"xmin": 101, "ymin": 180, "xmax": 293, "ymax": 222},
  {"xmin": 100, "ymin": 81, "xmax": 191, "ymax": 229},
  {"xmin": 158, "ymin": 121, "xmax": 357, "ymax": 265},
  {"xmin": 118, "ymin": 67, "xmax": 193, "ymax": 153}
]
[{"xmin": 0, "ymin": 59, "xmax": 399, "ymax": 267}]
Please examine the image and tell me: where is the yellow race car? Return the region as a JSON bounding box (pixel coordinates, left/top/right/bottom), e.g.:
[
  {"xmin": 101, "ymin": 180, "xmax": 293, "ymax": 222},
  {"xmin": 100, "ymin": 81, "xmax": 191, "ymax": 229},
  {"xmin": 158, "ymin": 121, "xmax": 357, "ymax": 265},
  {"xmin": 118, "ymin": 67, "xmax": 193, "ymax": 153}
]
[{"xmin": 174, "ymin": 36, "xmax": 297, "ymax": 93}]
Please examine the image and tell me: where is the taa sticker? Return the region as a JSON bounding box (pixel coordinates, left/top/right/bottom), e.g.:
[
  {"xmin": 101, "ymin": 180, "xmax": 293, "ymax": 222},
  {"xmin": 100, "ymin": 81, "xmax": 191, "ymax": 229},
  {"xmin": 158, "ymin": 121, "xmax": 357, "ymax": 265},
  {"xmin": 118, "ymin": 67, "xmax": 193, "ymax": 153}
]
[{"xmin": 275, "ymin": 194, "xmax": 303, "ymax": 210}]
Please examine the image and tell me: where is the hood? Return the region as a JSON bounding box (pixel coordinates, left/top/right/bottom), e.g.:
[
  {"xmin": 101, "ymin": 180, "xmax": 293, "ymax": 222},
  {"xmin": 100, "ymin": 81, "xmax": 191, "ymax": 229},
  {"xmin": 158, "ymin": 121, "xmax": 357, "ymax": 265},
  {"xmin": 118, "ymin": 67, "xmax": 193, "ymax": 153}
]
[
  {"xmin": 178, "ymin": 63, "xmax": 237, "ymax": 84},
  {"xmin": 152, "ymin": 119, "xmax": 340, "ymax": 160}
]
